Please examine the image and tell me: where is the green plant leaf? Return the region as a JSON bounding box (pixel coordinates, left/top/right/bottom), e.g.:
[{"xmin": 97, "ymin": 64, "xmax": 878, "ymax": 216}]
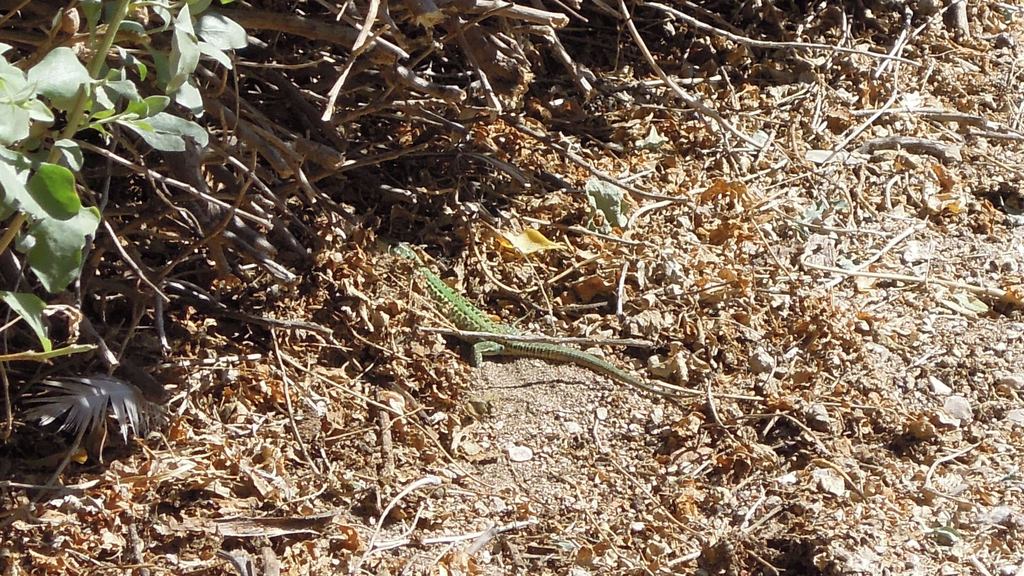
[
  {"xmin": 148, "ymin": 49, "xmax": 170, "ymax": 86},
  {"xmin": 23, "ymin": 98, "xmax": 54, "ymax": 123},
  {"xmin": 0, "ymin": 343, "xmax": 94, "ymax": 362},
  {"xmin": 26, "ymin": 47, "xmax": 91, "ymax": 110},
  {"xmin": 90, "ymin": 107, "xmax": 118, "ymax": 122},
  {"xmin": 54, "ymin": 139, "xmax": 84, "ymax": 171},
  {"xmin": 80, "ymin": 0, "xmax": 102, "ymax": 31},
  {"xmin": 0, "ymin": 159, "xmax": 32, "ymax": 215},
  {"xmin": 195, "ymin": 12, "xmax": 248, "ymax": 50},
  {"xmin": 198, "ymin": 42, "xmax": 232, "ymax": 69},
  {"xmin": 0, "ymin": 291, "xmax": 51, "ymax": 351},
  {"xmin": 189, "ymin": 0, "xmax": 214, "ymax": 14},
  {"xmin": 0, "ymin": 145, "xmax": 29, "ymax": 167},
  {"xmin": 118, "ymin": 48, "xmax": 148, "ymax": 81},
  {"xmin": 120, "ymin": 20, "xmax": 147, "ymax": 36},
  {"xmin": 151, "ymin": 5, "xmax": 173, "ymax": 29},
  {"xmin": 27, "ymin": 162, "xmax": 80, "ymax": 220},
  {"xmin": 167, "ymin": 4, "xmax": 199, "ymax": 93},
  {"xmin": 0, "ymin": 102, "xmax": 30, "ymax": 145},
  {"xmin": 0, "ymin": 58, "xmax": 36, "ymax": 101},
  {"xmin": 118, "ymin": 111, "xmax": 209, "ymax": 151},
  {"xmin": 0, "ymin": 57, "xmax": 35, "ymax": 146},
  {"xmin": 123, "ymin": 95, "xmax": 170, "ymax": 119},
  {"xmin": 97, "ymin": 77, "xmax": 142, "ymax": 110},
  {"xmin": 151, "ymin": 111, "xmax": 209, "ymax": 147},
  {"xmin": 171, "ymin": 79, "xmax": 204, "ymax": 115},
  {"xmin": 25, "ymin": 205, "xmax": 100, "ymax": 293}
]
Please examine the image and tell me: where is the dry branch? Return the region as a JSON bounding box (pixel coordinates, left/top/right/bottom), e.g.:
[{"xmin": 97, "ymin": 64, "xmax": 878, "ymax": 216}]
[
  {"xmin": 468, "ymin": 0, "xmax": 569, "ymax": 27},
  {"xmin": 643, "ymin": 2, "xmax": 920, "ymax": 66},
  {"xmin": 218, "ymin": 7, "xmax": 409, "ymax": 60}
]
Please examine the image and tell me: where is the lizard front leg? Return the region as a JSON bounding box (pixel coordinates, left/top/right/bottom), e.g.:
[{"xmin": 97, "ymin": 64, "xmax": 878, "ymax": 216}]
[{"xmin": 469, "ymin": 341, "xmax": 505, "ymax": 366}]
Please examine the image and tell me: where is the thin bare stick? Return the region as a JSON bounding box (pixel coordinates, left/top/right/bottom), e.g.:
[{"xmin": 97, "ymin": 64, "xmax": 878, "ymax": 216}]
[
  {"xmin": 875, "ymin": 10, "xmax": 915, "ymax": 79},
  {"xmin": 509, "ymin": 118, "xmax": 687, "ymax": 202},
  {"xmin": 0, "ymin": 420, "xmax": 88, "ymax": 530},
  {"xmin": 923, "ymin": 441, "xmax": 981, "ymax": 489},
  {"xmin": 521, "ymin": 217, "xmax": 646, "ymax": 246},
  {"xmin": 218, "ymin": 7, "xmax": 408, "ymax": 60},
  {"xmin": 0, "ymin": 363, "xmax": 9, "ymax": 441},
  {"xmin": 819, "ymin": 81, "xmax": 901, "ymax": 165},
  {"xmin": 803, "ymin": 260, "xmax": 1016, "ymax": 304},
  {"xmin": 156, "ymin": 154, "xmax": 258, "ymax": 280},
  {"xmin": 468, "ymin": 0, "xmax": 569, "ymax": 27},
  {"xmin": 75, "ymin": 141, "xmax": 272, "ymax": 227},
  {"xmin": 619, "ymin": 0, "xmax": 764, "ymax": 148},
  {"xmin": 102, "ymin": 220, "xmax": 170, "ymax": 302},
  {"xmin": 644, "ymin": 2, "xmax": 918, "ymax": 66},
  {"xmin": 968, "ymin": 130, "xmax": 1024, "ymax": 142},
  {"xmin": 322, "ymin": 0, "xmax": 383, "ymax": 122},
  {"xmin": 355, "ymin": 475, "xmax": 443, "ymax": 570},
  {"xmin": 371, "ymin": 520, "xmax": 538, "ymax": 553},
  {"xmin": 457, "ymin": 27, "xmax": 502, "ymax": 113},
  {"xmin": 823, "ymin": 223, "xmax": 923, "ymax": 289},
  {"xmin": 79, "ymin": 316, "xmax": 119, "ymax": 369},
  {"xmin": 855, "ymin": 135, "xmax": 962, "ymax": 163},
  {"xmin": 614, "ymin": 261, "xmax": 629, "ymax": 319},
  {"xmin": 280, "ymin": 354, "xmax": 400, "ymax": 415},
  {"xmin": 271, "ymin": 329, "xmax": 323, "ymax": 474},
  {"xmin": 392, "ymin": 63, "xmax": 467, "ymax": 102},
  {"xmin": 522, "ymin": 25, "xmax": 594, "ymax": 97},
  {"xmin": 0, "ymin": 0, "xmax": 31, "ymax": 27},
  {"xmin": 419, "ymin": 326, "xmax": 654, "ymax": 348}
]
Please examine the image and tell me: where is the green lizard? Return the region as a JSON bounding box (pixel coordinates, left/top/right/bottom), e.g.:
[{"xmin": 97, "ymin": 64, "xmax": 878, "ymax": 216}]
[{"xmin": 393, "ymin": 243, "xmax": 695, "ymax": 398}]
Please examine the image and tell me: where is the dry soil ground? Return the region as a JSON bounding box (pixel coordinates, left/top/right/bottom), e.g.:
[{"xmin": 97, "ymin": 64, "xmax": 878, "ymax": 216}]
[{"xmin": 3, "ymin": 2, "xmax": 1024, "ymax": 576}]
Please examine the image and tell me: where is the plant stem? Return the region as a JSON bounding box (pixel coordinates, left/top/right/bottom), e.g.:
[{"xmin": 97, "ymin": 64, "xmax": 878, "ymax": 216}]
[
  {"xmin": 54, "ymin": 0, "xmax": 133, "ymax": 148},
  {"xmin": 0, "ymin": 212, "xmax": 27, "ymax": 256},
  {"xmin": 87, "ymin": 0, "xmax": 132, "ymax": 79},
  {"xmin": 16, "ymin": 3, "xmax": 131, "ymax": 261}
]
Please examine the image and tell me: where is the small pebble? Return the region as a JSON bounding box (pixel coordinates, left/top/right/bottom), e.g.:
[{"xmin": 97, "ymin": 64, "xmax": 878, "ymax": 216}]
[
  {"xmin": 508, "ymin": 445, "xmax": 533, "ymax": 462},
  {"xmin": 650, "ymin": 406, "xmax": 664, "ymax": 426},
  {"xmin": 563, "ymin": 420, "xmax": 583, "ymax": 435},
  {"xmin": 997, "ymin": 374, "xmax": 1024, "ymax": 390},
  {"xmin": 812, "ymin": 468, "xmax": 846, "ymax": 497},
  {"xmin": 929, "ymin": 376, "xmax": 952, "ymax": 396},
  {"xmin": 978, "ymin": 505, "xmax": 1013, "ymax": 526},
  {"xmin": 748, "ymin": 348, "xmax": 774, "ymax": 374},
  {"xmin": 645, "ymin": 540, "xmax": 671, "ymax": 558},
  {"xmin": 943, "ymin": 395, "xmax": 974, "ymax": 423},
  {"xmin": 1006, "ymin": 409, "xmax": 1024, "ymax": 426},
  {"xmin": 804, "ymin": 403, "xmax": 832, "ymax": 432},
  {"xmin": 998, "ymin": 565, "xmax": 1021, "ymax": 576}
]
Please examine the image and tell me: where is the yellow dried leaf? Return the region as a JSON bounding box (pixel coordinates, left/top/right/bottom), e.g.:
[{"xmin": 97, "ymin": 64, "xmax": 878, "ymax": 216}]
[{"xmin": 501, "ymin": 228, "xmax": 565, "ymax": 255}]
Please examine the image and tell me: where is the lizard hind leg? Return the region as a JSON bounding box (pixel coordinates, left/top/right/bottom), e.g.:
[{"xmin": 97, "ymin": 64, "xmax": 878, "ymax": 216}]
[{"xmin": 469, "ymin": 341, "xmax": 505, "ymax": 367}]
